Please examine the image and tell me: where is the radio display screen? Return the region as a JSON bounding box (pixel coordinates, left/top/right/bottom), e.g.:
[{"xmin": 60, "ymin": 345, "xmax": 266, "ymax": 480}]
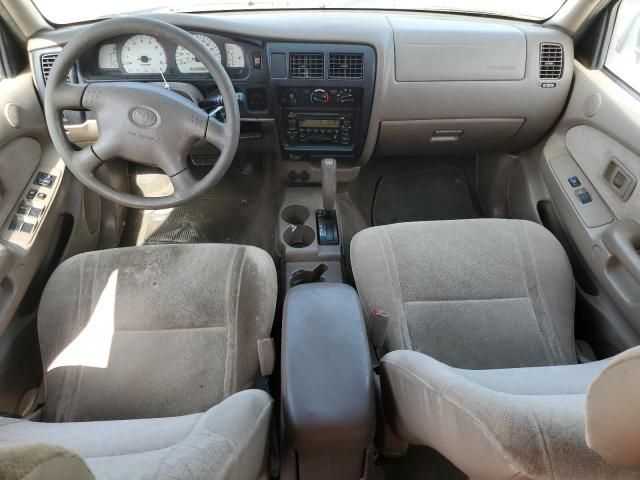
[{"xmin": 299, "ymin": 119, "xmax": 340, "ymax": 128}]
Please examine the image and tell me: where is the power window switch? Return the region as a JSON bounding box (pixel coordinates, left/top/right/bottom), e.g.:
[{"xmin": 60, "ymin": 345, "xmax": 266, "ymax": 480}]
[
  {"xmin": 17, "ymin": 203, "xmax": 29, "ymax": 215},
  {"xmin": 36, "ymin": 192, "xmax": 47, "ymax": 200},
  {"xmin": 28, "ymin": 207, "xmax": 42, "ymax": 219},
  {"xmin": 568, "ymin": 176, "xmax": 581, "ymax": 188},
  {"xmin": 20, "ymin": 222, "xmax": 34, "ymax": 234},
  {"xmin": 576, "ymin": 190, "xmax": 592, "ymax": 204},
  {"xmin": 27, "ymin": 188, "xmax": 38, "ymax": 200},
  {"xmin": 8, "ymin": 217, "xmax": 21, "ymax": 231}
]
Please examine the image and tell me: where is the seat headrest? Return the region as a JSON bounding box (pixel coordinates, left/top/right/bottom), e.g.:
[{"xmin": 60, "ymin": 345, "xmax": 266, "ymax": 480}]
[{"xmin": 586, "ymin": 345, "xmax": 640, "ymax": 470}]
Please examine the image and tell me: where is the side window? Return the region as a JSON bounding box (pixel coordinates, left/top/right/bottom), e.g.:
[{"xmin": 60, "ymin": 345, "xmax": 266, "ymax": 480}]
[
  {"xmin": 0, "ymin": 21, "xmax": 25, "ymax": 80},
  {"xmin": 606, "ymin": 0, "xmax": 640, "ymax": 92}
]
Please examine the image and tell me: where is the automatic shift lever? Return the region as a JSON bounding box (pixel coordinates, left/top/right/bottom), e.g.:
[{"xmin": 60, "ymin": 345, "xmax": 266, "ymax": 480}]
[
  {"xmin": 317, "ymin": 158, "xmax": 339, "ymax": 245},
  {"xmin": 321, "ymin": 158, "xmax": 337, "ymax": 211}
]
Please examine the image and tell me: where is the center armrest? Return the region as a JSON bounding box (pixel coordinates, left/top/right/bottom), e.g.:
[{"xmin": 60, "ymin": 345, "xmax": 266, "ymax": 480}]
[{"xmin": 281, "ymin": 283, "xmax": 375, "ymax": 480}]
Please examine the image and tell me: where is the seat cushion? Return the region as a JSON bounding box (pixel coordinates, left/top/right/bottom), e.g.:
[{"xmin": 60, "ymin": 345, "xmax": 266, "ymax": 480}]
[
  {"xmin": 351, "ymin": 219, "xmax": 576, "ymax": 369},
  {"xmin": 38, "ymin": 243, "xmax": 277, "ymax": 422},
  {"xmin": 381, "ymin": 350, "xmax": 640, "ymax": 480},
  {"xmin": 0, "ymin": 390, "xmax": 273, "ymax": 480},
  {"xmin": 0, "ymin": 443, "xmax": 93, "ymax": 480}
]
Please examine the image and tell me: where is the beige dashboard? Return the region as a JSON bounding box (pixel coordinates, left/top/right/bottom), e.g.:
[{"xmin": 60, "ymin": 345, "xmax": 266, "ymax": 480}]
[{"xmin": 27, "ymin": 10, "xmax": 574, "ymax": 167}]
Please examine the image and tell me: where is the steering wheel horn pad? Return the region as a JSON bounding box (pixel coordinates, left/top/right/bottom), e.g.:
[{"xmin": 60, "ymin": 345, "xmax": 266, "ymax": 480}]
[{"xmin": 44, "ymin": 17, "xmax": 240, "ymax": 209}]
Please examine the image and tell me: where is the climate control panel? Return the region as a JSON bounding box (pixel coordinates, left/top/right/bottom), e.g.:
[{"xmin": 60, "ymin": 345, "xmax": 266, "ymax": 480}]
[
  {"xmin": 278, "ymin": 87, "xmax": 363, "ymax": 162},
  {"xmin": 279, "ymin": 87, "xmax": 361, "ymax": 108}
]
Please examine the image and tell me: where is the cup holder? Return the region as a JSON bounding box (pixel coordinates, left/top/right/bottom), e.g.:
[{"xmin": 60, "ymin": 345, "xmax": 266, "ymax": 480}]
[
  {"xmin": 283, "ymin": 224, "xmax": 315, "ymax": 248},
  {"xmin": 282, "ymin": 204, "xmax": 310, "ymax": 225},
  {"xmin": 290, "ymin": 264, "xmax": 329, "ymax": 288}
]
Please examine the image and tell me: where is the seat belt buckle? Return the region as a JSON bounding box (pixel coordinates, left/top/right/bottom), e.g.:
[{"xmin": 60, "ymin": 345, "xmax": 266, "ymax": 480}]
[
  {"xmin": 371, "ymin": 308, "xmax": 390, "ymax": 349},
  {"xmin": 257, "ymin": 337, "xmax": 275, "ymax": 376}
]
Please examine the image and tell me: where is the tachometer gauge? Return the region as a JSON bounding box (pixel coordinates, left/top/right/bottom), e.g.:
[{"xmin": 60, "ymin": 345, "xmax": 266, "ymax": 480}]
[
  {"xmin": 121, "ymin": 35, "xmax": 167, "ymax": 74},
  {"xmin": 98, "ymin": 44, "xmax": 118, "ymax": 70},
  {"xmin": 225, "ymin": 43, "xmax": 245, "ymax": 68},
  {"xmin": 175, "ymin": 34, "xmax": 221, "ymax": 73}
]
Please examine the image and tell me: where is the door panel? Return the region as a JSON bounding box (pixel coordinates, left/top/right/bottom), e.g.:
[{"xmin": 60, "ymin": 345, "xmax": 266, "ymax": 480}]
[
  {"xmin": 0, "ymin": 138, "xmax": 40, "ymax": 223},
  {"xmin": 0, "ymin": 72, "xmax": 68, "ymax": 333},
  {"xmin": 541, "ymin": 61, "xmax": 640, "ymax": 345},
  {"xmin": 566, "ymin": 125, "xmax": 640, "ymax": 223}
]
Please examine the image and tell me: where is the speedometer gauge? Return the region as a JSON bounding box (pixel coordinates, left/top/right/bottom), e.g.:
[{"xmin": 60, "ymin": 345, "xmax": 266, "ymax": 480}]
[
  {"xmin": 175, "ymin": 34, "xmax": 221, "ymax": 73},
  {"xmin": 121, "ymin": 35, "xmax": 167, "ymax": 74},
  {"xmin": 225, "ymin": 43, "xmax": 245, "ymax": 68}
]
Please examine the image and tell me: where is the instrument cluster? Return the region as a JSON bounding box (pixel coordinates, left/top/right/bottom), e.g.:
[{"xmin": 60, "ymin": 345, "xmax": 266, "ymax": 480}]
[{"xmin": 89, "ymin": 32, "xmax": 248, "ymax": 78}]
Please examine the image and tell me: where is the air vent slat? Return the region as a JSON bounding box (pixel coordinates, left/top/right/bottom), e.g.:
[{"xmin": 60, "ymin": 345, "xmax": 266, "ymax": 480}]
[
  {"xmin": 539, "ymin": 43, "xmax": 563, "ymax": 80},
  {"xmin": 329, "ymin": 53, "xmax": 363, "ymax": 79},
  {"xmin": 289, "ymin": 53, "xmax": 324, "ymax": 79},
  {"xmin": 40, "ymin": 52, "xmax": 59, "ymax": 85}
]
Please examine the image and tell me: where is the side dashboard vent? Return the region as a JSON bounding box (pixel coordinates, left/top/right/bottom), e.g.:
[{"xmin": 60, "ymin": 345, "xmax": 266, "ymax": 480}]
[
  {"xmin": 539, "ymin": 43, "xmax": 563, "ymax": 80},
  {"xmin": 289, "ymin": 53, "xmax": 324, "ymax": 79},
  {"xmin": 329, "ymin": 53, "xmax": 364, "ymax": 79},
  {"xmin": 40, "ymin": 52, "xmax": 59, "ymax": 85}
]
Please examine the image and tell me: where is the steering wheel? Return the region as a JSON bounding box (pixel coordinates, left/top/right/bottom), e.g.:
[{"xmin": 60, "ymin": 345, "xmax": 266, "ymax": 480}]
[{"xmin": 44, "ymin": 17, "xmax": 240, "ymax": 209}]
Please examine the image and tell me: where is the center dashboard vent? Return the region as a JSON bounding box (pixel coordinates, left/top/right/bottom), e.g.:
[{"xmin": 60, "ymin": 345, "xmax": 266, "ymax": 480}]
[
  {"xmin": 539, "ymin": 43, "xmax": 563, "ymax": 80},
  {"xmin": 289, "ymin": 53, "xmax": 324, "ymax": 79},
  {"xmin": 329, "ymin": 53, "xmax": 363, "ymax": 79},
  {"xmin": 40, "ymin": 52, "xmax": 59, "ymax": 85}
]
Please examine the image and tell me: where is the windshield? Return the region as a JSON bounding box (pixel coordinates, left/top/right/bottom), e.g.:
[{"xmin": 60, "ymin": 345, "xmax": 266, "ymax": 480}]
[{"xmin": 33, "ymin": 0, "xmax": 567, "ymax": 25}]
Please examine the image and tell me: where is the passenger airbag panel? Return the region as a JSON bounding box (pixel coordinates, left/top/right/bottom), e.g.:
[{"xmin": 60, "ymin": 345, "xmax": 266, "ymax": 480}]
[{"xmin": 390, "ymin": 17, "xmax": 526, "ymax": 82}]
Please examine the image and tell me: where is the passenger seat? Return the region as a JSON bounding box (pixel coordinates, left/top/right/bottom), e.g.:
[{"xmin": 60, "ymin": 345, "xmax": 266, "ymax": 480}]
[
  {"xmin": 350, "ymin": 219, "xmax": 640, "ymax": 479},
  {"xmin": 351, "ymin": 218, "xmax": 576, "ymax": 369}
]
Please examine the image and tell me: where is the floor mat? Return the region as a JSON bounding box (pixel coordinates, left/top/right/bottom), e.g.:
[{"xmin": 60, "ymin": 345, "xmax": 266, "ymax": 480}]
[
  {"xmin": 120, "ymin": 155, "xmax": 281, "ymax": 256},
  {"xmin": 122, "ymin": 196, "xmax": 249, "ymax": 245},
  {"xmin": 374, "ymin": 446, "xmax": 466, "ymax": 480},
  {"xmin": 372, "ymin": 166, "xmax": 480, "ymax": 225}
]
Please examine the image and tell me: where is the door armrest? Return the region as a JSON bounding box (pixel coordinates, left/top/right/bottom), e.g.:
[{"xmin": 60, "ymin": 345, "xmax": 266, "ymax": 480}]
[
  {"xmin": 0, "ymin": 243, "xmax": 15, "ymax": 282},
  {"xmin": 602, "ymin": 219, "xmax": 640, "ymax": 285}
]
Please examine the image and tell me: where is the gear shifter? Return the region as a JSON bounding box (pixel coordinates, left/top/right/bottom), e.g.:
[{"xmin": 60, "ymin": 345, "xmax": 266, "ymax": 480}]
[
  {"xmin": 316, "ymin": 158, "xmax": 339, "ymax": 245},
  {"xmin": 321, "ymin": 158, "xmax": 337, "ymax": 210}
]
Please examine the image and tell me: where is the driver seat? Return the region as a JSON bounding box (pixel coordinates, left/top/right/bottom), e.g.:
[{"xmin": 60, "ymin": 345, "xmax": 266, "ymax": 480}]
[{"xmin": 0, "ymin": 243, "xmax": 277, "ymax": 479}]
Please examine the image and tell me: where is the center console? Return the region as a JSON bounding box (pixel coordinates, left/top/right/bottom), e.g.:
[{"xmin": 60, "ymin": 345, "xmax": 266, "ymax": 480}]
[
  {"xmin": 279, "ymin": 87, "xmax": 361, "ymax": 150},
  {"xmin": 267, "ymin": 43, "xmax": 376, "ymax": 166},
  {"xmin": 281, "ymin": 283, "xmax": 375, "ymax": 480}
]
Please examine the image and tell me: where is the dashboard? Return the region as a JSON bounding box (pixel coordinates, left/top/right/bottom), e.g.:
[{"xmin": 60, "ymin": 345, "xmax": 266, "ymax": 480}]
[
  {"xmin": 29, "ymin": 10, "xmax": 574, "ymax": 170},
  {"xmin": 80, "ymin": 31, "xmax": 250, "ymax": 80}
]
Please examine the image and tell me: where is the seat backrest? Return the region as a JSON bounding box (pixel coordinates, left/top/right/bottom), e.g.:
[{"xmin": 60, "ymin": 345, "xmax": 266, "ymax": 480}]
[
  {"xmin": 37, "ymin": 244, "xmax": 276, "ymax": 422},
  {"xmin": 586, "ymin": 345, "xmax": 640, "ymax": 469},
  {"xmin": 351, "ymin": 219, "xmax": 577, "ymax": 369}
]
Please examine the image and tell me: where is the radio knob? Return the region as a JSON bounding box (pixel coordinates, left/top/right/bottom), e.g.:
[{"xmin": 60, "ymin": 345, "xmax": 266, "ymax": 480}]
[{"xmin": 310, "ymin": 88, "xmax": 330, "ymax": 104}]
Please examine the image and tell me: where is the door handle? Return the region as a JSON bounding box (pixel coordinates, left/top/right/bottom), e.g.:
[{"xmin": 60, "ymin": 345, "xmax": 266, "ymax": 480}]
[
  {"xmin": 602, "ymin": 219, "xmax": 640, "ymax": 285},
  {"xmin": 430, "ymin": 129, "xmax": 464, "ymax": 143}
]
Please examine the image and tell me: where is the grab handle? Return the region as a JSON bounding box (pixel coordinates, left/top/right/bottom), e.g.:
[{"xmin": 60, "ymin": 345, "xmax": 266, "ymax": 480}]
[{"xmin": 602, "ymin": 219, "xmax": 640, "ymax": 285}]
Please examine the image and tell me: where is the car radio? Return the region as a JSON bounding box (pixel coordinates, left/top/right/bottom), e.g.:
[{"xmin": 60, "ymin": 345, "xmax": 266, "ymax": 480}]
[
  {"xmin": 277, "ymin": 87, "xmax": 363, "ymax": 160},
  {"xmin": 284, "ymin": 112, "xmax": 354, "ymax": 146}
]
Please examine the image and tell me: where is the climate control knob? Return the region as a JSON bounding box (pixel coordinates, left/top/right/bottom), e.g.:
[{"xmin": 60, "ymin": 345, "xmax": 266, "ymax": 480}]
[{"xmin": 310, "ymin": 88, "xmax": 330, "ymax": 104}]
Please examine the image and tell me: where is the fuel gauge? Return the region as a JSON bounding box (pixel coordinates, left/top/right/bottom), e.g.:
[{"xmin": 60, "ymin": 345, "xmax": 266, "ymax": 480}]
[
  {"xmin": 98, "ymin": 44, "xmax": 119, "ymax": 70},
  {"xmin": 225, "ymin": 43, "xmax": 245, "ymax": 69}
]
